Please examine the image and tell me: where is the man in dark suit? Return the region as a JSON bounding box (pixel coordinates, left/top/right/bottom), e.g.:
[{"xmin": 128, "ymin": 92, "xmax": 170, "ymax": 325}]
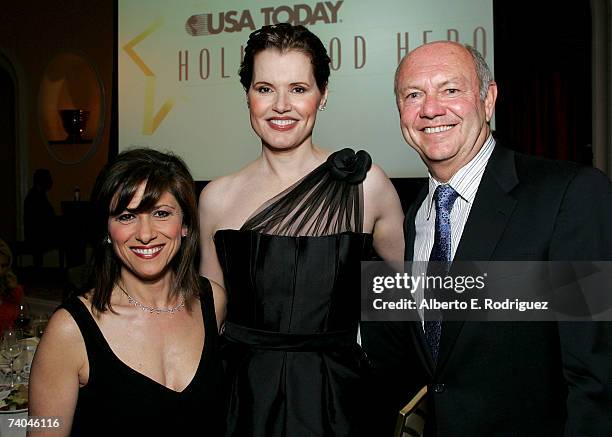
[{"xmin": 362, "ymin": 41, "xmax": 612, "ymax": 436}]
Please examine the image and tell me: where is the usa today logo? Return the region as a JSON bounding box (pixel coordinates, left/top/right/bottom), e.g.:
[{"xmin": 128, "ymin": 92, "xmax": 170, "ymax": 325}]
[{"xmin": 185, "ymin": 1, "xmax": 344, "ymax": 36}]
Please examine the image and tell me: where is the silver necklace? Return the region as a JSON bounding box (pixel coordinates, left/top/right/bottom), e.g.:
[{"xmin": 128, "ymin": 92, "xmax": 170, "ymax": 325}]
[{"xmin": 118, "ymin": 284, "xmax": 185, "ymax": 314}]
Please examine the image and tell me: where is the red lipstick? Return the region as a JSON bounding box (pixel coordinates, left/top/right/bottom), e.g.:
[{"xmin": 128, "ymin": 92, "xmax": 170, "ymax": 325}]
[
  {"xmin": 130, "ymin": 244, "xmax": 164, "ymax": 259},
  {"xmin": 267, "ymin": 117, "xmax": 298, "ymax": 131}
]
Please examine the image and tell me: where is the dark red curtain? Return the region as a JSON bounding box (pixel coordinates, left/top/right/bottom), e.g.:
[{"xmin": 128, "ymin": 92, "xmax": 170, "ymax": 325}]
[{"xmin": 493, "ymin": 0, "xmax": 592, "ymax": 165}]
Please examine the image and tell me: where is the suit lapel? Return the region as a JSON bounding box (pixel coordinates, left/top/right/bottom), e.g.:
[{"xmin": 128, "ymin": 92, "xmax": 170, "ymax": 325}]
[
  {"xmin": 452, "ymin": 146, "xmax": 519, "ymax": 261},
  {"xmin": 436, "ymin": 146, "xmax": 519, "ymax": 371}
]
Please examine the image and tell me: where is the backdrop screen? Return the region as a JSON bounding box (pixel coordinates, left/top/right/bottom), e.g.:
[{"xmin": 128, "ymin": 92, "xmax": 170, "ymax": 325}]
[{"xmin": 119, "ymin": 0, "xmax": 494, "ymax": 179}]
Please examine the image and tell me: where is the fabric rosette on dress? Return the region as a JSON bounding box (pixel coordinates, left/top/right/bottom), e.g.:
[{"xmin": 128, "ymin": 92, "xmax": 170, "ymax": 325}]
[{"xmin": 326, "ymin": 148, "xmax": 372, "ymax": 183}]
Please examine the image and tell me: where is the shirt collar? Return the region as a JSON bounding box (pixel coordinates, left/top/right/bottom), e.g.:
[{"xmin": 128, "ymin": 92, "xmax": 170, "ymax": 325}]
[{"xmin": 424, "ymin": 135, "xmax": 496, "ymax": 218}]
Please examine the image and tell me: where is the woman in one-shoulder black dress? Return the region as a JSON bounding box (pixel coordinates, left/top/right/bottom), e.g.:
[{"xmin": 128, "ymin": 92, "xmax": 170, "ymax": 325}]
[
  {"xmin": 215, "ymin": 150, "xmax": 377, "ymax": 436},
  {"xmin": 199, "ymin": 24, "xmax": 405, "ymax": 436}
]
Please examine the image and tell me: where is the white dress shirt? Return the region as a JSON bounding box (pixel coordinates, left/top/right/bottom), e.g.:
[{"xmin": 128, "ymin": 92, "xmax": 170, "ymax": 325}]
[{"xmin": 413, "ymin": 135, "xmax": 496, "ymax": 325}]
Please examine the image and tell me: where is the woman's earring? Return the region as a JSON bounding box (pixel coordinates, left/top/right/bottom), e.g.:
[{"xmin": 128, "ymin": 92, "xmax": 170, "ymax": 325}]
[
  {"xmin": 318, "ymin": 104, "xmax": 326, "ymax": 111},
  {"xmin": 105, "ymin": 236, "xmax": 111, "ymax": 244}
]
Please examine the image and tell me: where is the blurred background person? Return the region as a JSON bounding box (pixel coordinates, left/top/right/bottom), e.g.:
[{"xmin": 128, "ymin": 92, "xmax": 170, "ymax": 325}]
[
  {"xmin": 0, "ymin": 238, "xmax": 24, "ymax": 332},
  {"xmin": 23, "ymin": 168, "xmax": 60, "ymax": 268}
]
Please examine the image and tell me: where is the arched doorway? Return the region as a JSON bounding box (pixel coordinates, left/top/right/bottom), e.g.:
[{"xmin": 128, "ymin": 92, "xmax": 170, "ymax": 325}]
[{"xmin": 0, "ymin": 53, "xmax": 19, "ymax": 244}]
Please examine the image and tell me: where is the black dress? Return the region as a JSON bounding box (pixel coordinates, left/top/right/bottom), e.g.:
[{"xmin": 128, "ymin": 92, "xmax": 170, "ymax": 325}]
[
  {"xmin": 215, "ymin": 149, "xmax": 375, "ymax": 437},
  {"xmin": 60, "ymin": 277, "xmax": 225, "ymax": 436}
]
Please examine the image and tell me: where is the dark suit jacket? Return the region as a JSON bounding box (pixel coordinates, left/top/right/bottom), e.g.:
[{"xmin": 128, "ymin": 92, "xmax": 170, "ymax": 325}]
[{"xmin": 362, "ymin": 145, "xmax": 612, "ymax": 436}]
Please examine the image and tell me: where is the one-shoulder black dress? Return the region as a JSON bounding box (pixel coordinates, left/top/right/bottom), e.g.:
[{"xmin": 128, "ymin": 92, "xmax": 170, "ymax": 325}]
[{"xmin": 215, "ymin": 149, "xmax": 375, "ymax": 437}]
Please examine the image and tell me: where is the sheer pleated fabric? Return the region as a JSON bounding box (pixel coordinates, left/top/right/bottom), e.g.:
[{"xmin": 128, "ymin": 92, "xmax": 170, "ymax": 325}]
[{"xmin": 241, "ymin": 148, "xmax": 372, "ymax": 236}]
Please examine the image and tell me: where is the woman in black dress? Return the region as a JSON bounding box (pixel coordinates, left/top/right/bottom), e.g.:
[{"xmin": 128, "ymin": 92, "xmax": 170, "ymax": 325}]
[
  {"xmin": 199, "ymin": 24, "xmax": 405, "ymax": 436},
  {"xmin": 29, "ymin": 149, "xmax": 226, "ymax": 436}
]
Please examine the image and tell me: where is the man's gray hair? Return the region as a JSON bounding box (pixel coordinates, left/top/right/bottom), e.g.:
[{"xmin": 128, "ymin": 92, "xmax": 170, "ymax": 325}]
[
  {"xmin": 464, "ymin": 45, "xmax": 494, "ymax": 101},
  {"xmin": 394, "ymin": 43, "xmax": 494, "ymax": 102}
]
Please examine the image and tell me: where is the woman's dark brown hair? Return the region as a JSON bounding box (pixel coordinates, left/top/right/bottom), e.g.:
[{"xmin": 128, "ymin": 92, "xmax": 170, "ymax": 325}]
[
  {"xmin": 89, "ymin": 148, "xmax": 200, "ymax": 313},
  {"xmin": 239, "ymin": 23, "xmax": 331, "ymax": 92}
]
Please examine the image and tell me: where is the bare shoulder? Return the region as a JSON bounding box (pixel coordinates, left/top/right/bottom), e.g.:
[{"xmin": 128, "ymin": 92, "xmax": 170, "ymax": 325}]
[
  {"xmin": 363, "ymin": 163, "xmax": 395, "ymax": 194},
  {"xmin": 199, "ymin": 163, "xmax": 259, "ymax": 211},
  {"xmin": 44, "ymin": 308, "xmax": 83, "ymax": 344},
  {"xmin": 362, "ymin": 162, "xmax": 403, "ymax": 230},
  {"xmin": 198, "ymin": 174, "xmax": 238, "ymax": 230},
  {"xmin": 34, "ymin": 306, "xmax": 87, "ymax": 372},
  {"xmin": 198, "ymin": 175, "xmax": 233, "ymax": 210},
  {"xmin": 43, "ymin": 294, "xmax": 97, "ymax": 346}
]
